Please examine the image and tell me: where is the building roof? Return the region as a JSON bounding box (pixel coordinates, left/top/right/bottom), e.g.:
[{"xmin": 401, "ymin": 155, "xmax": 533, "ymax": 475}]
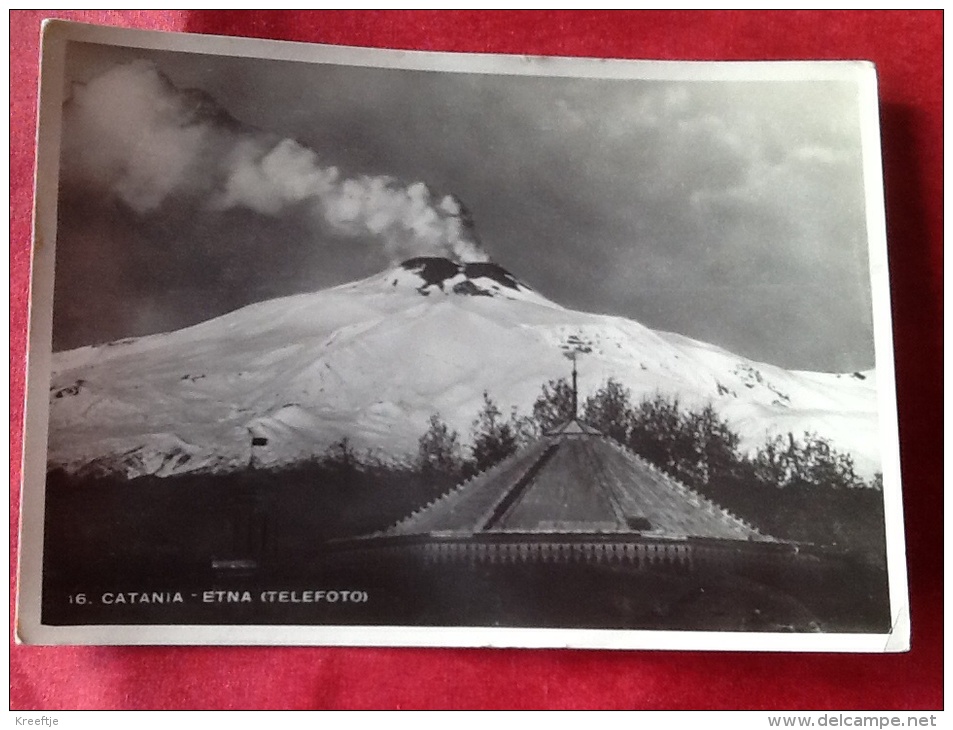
[
  {"xmin": 544, "ymin": 418, "xmax": 602, "ymax": 437},
  {"xmin": 385, "ymin": 425, "xmax": 768, "ymax": 543}
]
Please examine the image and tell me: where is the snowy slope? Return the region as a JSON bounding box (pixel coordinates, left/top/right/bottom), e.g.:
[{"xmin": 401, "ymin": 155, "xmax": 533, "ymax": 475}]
[{"xmin": 48, "ymin": 257, "xmax": 882, "ymax": 479}]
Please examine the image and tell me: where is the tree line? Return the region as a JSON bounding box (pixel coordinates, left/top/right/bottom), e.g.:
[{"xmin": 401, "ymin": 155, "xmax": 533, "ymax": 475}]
[
  {"xmin": 416, "ymin": 377, "xmax": 886, "ymax": 560},
  {"xmin": 419, "ymin": 376, "xmax": 880, "ymax": 490}
]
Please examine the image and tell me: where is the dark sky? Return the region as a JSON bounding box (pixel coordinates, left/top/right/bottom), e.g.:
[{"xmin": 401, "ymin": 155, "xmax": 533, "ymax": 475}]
[{"xmin": 52, "ymin": 40, "xmax": 876, "ymax": 371}]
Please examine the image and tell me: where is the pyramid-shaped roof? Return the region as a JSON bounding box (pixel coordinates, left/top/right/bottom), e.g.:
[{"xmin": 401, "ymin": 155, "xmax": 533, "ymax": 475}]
[{"xmin": 385, "ymin": 426, "xmax": 768, "ymax": 543}]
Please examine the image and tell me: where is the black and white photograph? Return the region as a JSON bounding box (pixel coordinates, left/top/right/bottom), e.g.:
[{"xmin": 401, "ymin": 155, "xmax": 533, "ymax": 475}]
[{"xmin": 17, "ymin": 21, "xmax": 907, "ymax": 649}]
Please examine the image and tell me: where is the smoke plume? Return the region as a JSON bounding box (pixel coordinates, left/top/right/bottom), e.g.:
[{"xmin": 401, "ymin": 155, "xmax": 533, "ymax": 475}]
[{"xmin": 60, "ymin": 60, "xmax": 488, "ymax": 263}]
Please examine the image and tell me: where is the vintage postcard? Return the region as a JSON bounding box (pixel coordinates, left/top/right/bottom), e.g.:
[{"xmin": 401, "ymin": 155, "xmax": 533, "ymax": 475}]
[{"xmin": 17, "ymin": 20, "xmax": 908, "ymax": 650}]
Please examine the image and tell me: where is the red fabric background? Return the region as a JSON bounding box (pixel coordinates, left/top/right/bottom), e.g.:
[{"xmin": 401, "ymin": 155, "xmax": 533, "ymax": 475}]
[{"xmin": 9, "ymin": 11, "xmax": 942, "ymax": 710}]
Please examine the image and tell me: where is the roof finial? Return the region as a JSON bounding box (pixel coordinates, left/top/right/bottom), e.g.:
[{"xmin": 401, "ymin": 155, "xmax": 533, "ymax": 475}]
[
  {"xmin": 571, "ymin": 352, "xmax": 578, "ymax": 419},
  {"xmin": 562, "ymin": 333, "xmax": 592, "ymax": 422}
]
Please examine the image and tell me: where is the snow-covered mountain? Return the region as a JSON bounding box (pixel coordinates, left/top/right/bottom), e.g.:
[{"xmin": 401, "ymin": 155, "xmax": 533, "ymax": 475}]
[{"xmin": 47, "ymin": 257, "xmax": 881, "ymax": 479}]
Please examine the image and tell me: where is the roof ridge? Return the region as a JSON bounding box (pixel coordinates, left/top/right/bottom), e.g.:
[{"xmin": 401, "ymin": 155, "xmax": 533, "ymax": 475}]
[{"xmin": 475, "ymin": 441, "xmax": 557, "ymax": 531}]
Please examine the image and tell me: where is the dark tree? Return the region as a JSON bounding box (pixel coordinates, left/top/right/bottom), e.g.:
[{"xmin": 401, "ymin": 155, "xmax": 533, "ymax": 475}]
[
  {"xmin": 627, "ymin": 393, "xmax": 688, "ymax": 473},
  {"xmin": 471, "ymin": 391, "xmax": 518, "ymax": 472},
  {"xmin": 797, "ymin": 433, "xmax": 864, "ymax": 490},
  {"xmin": 682, "ymin": 404, "xmax": 742, "ymax": 487},
  {"xmin": 582, "ymin": 377, "xmax": 634, "ymax": 443},
  {"xmin": 532, "ymin": 377, "xmax": 575, "ymax": 433},
  {"xmin": 417, "ymin": 413, "xmax": 463, "ymax": 477},
  {"xmin": 509, "ymin": 405, "xmax": 539, "ymax": 447},
  {"xmin": 751, "ymin": 432, "xmax": 865, "ymax": 491},
  {"xmin": 325, "ymin": 436, "xmax": 357, "ymax": 473}
]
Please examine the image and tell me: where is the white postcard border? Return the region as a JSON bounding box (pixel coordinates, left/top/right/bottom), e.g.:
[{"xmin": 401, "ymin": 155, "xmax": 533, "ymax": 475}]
[{"xmin": 16, "ymin": 19, "xmax": 909, "ymax": 651}]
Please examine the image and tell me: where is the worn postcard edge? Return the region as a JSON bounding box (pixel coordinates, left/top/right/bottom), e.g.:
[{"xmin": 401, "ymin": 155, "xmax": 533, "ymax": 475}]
[{"xmin": 15, "ymin": 20, "xmax": 910, "ymax": 650}]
